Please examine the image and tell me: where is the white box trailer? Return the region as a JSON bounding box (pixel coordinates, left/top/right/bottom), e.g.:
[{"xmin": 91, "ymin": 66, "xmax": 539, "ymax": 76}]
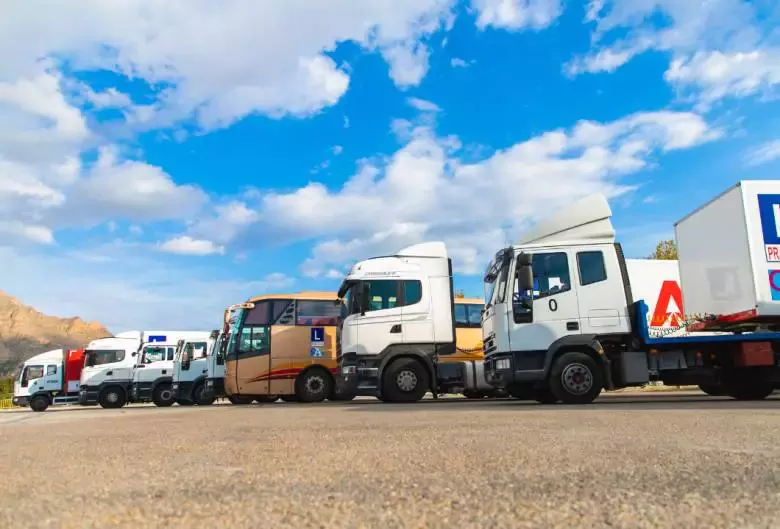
[{"xmin": 675, "ymin": 180, "xmax": 780, "ymax": 326}]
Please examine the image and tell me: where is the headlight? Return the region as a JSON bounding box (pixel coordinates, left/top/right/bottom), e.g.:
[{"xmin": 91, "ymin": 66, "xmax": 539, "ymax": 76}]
[
  {"xmin": 341, "ymin": 366, "xmax": 356, "ymax": 375},
  {"xmin": 172, "ymin": 384, "xmax": 179, "ymax": 389},
  {"xmin": 496, "ymin": 358, "xmax": 511, "ymax": 370},
  {"xmin": 206, "ymin": 381, "xmax": 213, "ymax": 387}
]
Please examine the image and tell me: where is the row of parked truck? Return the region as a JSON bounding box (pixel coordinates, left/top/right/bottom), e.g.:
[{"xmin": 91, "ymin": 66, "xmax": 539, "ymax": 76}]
[{"xmin": 12, "ymin": 180, "xmax": 780, "ymax": 410}]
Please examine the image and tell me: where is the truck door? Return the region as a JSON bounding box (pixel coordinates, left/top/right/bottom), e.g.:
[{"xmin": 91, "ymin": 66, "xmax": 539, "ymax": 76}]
[
  {"xmin": 572, "ymin": 246, "xmax": 629, "ymax": 335},
  {"xmin": 507, "ymin": 249, "xmax": 582, "ymax": 369},
  {"xmin": 135, "ymin": 345, "xmax": 173, "ymax": 400}
]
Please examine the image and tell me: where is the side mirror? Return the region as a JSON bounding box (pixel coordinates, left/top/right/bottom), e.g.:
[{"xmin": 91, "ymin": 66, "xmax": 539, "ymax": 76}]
[
  {"xmin": 516, "ymin": 252, "xmax": 532, "ymax": 267},
  {"xmin": 216, "ymin": 353, "xmax": 225, "ymax": 366},
  {"xmin": 516, "ymin": 265, "xmax": 534, "ymax": 293},
  {"xmin": 357, "ymin": 283, "xmax": 369, "ymax": 315}
]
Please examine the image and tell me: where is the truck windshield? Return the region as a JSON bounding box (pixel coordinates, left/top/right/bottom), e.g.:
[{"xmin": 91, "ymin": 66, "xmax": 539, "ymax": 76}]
[
  {"xmin": 84, "ymin": 349, "xmax": 125, "ymax": 367},
  {"xmin": 483, "ymin": 248, "xmax": 512, "ymax": 306}
]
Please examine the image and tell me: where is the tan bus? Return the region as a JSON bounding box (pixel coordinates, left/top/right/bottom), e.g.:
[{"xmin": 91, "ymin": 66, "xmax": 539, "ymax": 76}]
[{"xmin": 223, "ymin": 291, "xmax": 353, "ymax": 403}]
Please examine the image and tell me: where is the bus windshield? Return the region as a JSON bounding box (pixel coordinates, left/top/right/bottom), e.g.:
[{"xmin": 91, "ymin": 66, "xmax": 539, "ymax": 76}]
[{"xmin": 224, "ymin": 308, "xmax": 246, "ymax": 357}]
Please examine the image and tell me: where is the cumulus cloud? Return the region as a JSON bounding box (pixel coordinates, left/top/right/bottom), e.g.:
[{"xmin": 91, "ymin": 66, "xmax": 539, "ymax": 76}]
[
  {"xmin": 175, "ymin": 108, "xmax": 718, "ymax": 277},
  {"xmin": 567, "ymin": 0, "xmax": 779, "ymax": 106},
  {"xmin": 159, "ymin": 236, "xmax": 225, "ymax": 256},
  {"xmin": 472, "ymin": 0, "xmax": 563, "ymax": 31}
]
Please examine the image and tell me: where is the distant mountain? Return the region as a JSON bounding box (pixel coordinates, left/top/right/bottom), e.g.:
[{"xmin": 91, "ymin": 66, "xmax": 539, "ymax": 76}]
[{"xmin": 0, "ymin": 290, "xmax": 111, "ymax": 376}]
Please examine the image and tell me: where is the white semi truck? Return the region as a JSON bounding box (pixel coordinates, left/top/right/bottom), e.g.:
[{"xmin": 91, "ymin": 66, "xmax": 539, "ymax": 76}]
[
  {"xmin": 337, "ymin": 181, "xmax": 780, "ymax": 403},
  {"xmin": 171, "ymin": 330, "xmax": 221, "ymax": 406},
  {"xmin": 335, "ymin": 244, "xmax": 684, "ymax": 402},
  {"xmin": 78, "ymin": 330, "xmax": 210, "ymax": 408}
]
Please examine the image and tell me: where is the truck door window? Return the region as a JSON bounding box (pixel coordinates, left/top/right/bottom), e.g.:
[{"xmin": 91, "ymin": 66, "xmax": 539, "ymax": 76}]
[
  {"xmin": 532, "ymin": 253, "xmax": 571, "ymax": 299},
  {"xmin": 364, "ymin": 280, "xmax": 401, "ymax": 312},
  {"xmin": 402, "ymin": 280, "xmax": 422, "ymax": 306},
  {"xmin": 143, "ymin": 347, "xmax": 167, "ymax": 363},
  {"xmin": 192, "ymin": 342, "xmax": 208, "ymax": 358},
  {"xmin": 21, "ymin": 365, "xmax": 44, "ymax": 387},
  {"xmin": 577, "ymin": 251, "xmax": 607, "ymax": 286},
  {"xmin": 46, "ymin": 365, "xmax": 57, "ymax": 376}
]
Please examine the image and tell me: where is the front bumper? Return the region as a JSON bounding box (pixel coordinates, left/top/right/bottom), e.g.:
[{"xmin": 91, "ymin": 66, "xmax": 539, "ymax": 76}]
[
  {"xmin": 483, "ymin": 353, "xmax": 514, "ymax": 388},
  {"xmin": 336, "ymin": 352, "xmax": 380, "ymax": 396},
  {"xmin": 12, "ymin": 396, "xmax": 29, "ymax": 407},
  {"xmin": 171, "ymin": 380, "xmax": 195, "ymax": 401},
  {"xmin": 78, "ymin": 385, "xmax": 100, "ymax": 405}
]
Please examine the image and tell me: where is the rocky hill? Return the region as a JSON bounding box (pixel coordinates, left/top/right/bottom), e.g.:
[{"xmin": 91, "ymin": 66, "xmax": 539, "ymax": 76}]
[{"xmin": 0, "ymin": 290, "xmax": 111, "ymax": 375}]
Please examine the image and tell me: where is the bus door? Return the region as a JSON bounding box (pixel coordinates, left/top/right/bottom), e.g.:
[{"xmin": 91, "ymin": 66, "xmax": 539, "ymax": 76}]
[{"xmin": 236, "ymin": 301, "xmax": 273, "ymax": 396}]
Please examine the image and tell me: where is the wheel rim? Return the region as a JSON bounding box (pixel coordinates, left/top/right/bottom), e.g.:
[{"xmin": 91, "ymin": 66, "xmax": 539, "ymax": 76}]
[
  {"xmin": 396, "ymin": 369, "xmax": 418, "ymax": 392},
  {"xmin": 107, "ymin": 392, "xmax": 119, "ymax": 403},
  {"xmin": 305, "ymin": 375, "xmax": 324, "ymax": 395},
  {"xmin": 160, "ymin": 389, "xmax": 172, "ymax": 401},
  {"xmin": 561, "ymin": 363, "xmax": 593, "ymax": 395}
]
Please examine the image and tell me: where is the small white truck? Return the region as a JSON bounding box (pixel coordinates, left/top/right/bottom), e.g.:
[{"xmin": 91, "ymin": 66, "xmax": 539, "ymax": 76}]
[
  {"xmin": 78, "ymin": 330, "xmax": 211, "ymax": 408},
  {"xmin": 12, "ymin": 348, "xmax": 85, "ymax": 412}
]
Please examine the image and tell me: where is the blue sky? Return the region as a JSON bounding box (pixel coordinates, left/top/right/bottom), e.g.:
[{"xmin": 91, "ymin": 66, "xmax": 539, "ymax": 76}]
[{"xmin": 1, "ymin": 0, "xmax": 780, "ymax": 331}]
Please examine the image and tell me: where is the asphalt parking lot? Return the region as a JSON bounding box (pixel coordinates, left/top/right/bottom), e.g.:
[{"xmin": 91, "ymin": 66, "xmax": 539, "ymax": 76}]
[{"xmin": 1, "ymin": 392, "xmax": 779, "ymax": 529}]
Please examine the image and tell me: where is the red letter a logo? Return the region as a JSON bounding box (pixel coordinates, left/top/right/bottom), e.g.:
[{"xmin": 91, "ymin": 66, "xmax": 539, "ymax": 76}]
[{"xmin": 650, "ymin": 280, "xmax": 684, "ymax": 327}]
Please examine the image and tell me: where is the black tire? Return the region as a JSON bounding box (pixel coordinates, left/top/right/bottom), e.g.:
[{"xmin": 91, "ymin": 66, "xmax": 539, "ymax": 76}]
[
  {"xmin": 30, "ymin": 395, "xmax": 50, "ymax": 412},
  {"xmin": 193, "ymin": 383, "xmax": 216, "ymax": 406},
  {"xmin": 99, "ymin": 387, "xmax": 127, "ymax": 409},
  {"xmin": 228, "ymin": 395, "xmax": 253, "ymax": 405},
  {"xmin": 698, "ymin": 384, "xmax": 726, "ymax": 397},
  {"xmin": 549, "ymin": 352, "xmax": 603, "ymax": 405},
  {"xmin": 381, "ymin": 357, "xmax": 430, "ymax": 403},
  {"xmin": 152, "ymin": 384, "xmax": 175, "ymax": 407},
  {"xmin": 724, "ymin": 379, "xmax": 774, "ymax": 401},
  {"xmin": 463, "ymin": 390, "xmax": 486, "ymax": 399},
  {"xmin": 254, "ymin": 395, "xmax": 278, "ymax": 403},
  {"xmin": 295, "ymin": 368, "xmax": 333, "ymax": 403},
  {"xmin": 532, "ymin": 387, "xmax": 559, "ymax": 404},
  {"xmin": 176, "ymin": 399, "xmax": 194, "ymax": 406}
]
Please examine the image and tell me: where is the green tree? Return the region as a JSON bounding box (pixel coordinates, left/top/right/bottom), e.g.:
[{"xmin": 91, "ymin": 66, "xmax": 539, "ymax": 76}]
[{"xmin": 648, "ymin": 239, "xmax": 678, "ymax": 260}]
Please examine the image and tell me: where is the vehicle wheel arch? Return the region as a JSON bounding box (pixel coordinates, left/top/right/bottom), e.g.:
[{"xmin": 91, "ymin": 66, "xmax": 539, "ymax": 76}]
[
  {"xmin": 378, "ymin": 349, "xmax": 436, "ymax": 394},
  {"xmin": 295, "ymin": 365, "xmax": 334, "ymax": 403},
  {"xmin": 545, "ymin": 335, "xmax": 608, "ymax": 377}
]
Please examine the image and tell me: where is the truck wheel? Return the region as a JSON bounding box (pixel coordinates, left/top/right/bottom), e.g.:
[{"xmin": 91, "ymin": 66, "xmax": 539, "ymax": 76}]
[
  {"xmin": 30, "ymin": 395, "xmax": 50, "ymax": 412},
  {"xmin": 531, "ymin": 387, "xmax": 559, "ymax": 404},
  {"xmin": 228, "ymin": 395, "xmax": 253, "ymax": 405},
  {"xmin": 381, "ymin": 357, "xmax": 429, "ymax": 403},
  {"xmin": 152, "ymin": 385, "xmax": 175, "ymax": 407},
  {"xmin": 724, "ymin": 380, "xmax": 774, "ymax": 401},
  {"xmin": 296, "ymin": 368, "xmax": 332, "ymax": 403},
  {"xmin": 99, "ymin": 387, "xmax": 126, "ymax": 409},
  {"xmin": 193, "ymin": 384, "xmax": 216, "ymax": 406},
  {"xmin": 549, "ymin": 352, "xmax": 603, "ymax": 405},
  {"xmin": 698, "ymin": 384, "xmax": 726, "ymax": 396}
]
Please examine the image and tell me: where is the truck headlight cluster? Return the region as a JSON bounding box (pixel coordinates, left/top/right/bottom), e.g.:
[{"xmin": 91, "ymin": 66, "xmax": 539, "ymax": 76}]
[{"xmin": 496, "ymin": 358, "xmax": 511, "ymax": 370}]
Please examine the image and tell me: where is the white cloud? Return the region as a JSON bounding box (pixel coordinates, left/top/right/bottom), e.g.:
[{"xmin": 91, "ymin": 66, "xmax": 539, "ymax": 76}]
[
  {"xmin": 159, "ymin": 236, "xmax": 225, "ymax": 256},
  {"xmin": 567, "ymin": 0, "xmax": 776, "ymax": 105},
  {"xmin": 472, "ymin": 0, "xmax": 563, "ymax": 31},
  {"xmin": 0, "ymin": 245, "xmax": 295, "ymax": 331},
  {"xmin": 1, "ymin": 0, "xmax": 459, "ymax": 130},
  {"xmin": 407, "ymin": 97, "xmax": 442, "ymax": 112},
  {"xmin": 83, "ymin": 86, "xmax": 133, "ymax": 109},
  {"xmin": 228, "ymin": 108, "xmax": 719, "ymax": 277},
  {"xmin": 0, "ymin": 221, "xmax": 55, "ymax": 245},
  {"xmin": 745, "ymin": 139, "xmax": 780, "ymax": 167},
  {"xmin": 450, "ymin": 57, "xmax": 475, "ymax": 68},
  {"xmin": 664, "ymin": 49, "xmax": 780, "ymax": 107},
  {"xmin": 332, "ymin": 145, "xmax": 344, "ymax": 155}
]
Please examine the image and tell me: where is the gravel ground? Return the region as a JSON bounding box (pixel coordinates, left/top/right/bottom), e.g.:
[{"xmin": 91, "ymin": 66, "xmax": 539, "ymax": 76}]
[{"xmin": 1, "ymin": 393, "xmax": 779, "ymax": 529}]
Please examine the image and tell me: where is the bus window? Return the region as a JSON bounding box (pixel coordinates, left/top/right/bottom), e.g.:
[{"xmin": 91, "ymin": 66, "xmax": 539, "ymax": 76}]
[
  {"xmin": 467, "ymin": 304, "xmax": 483, "ymax": 326},
  {"xmin": 272, "ymin": 300, "xmax": 295, "ymax": 325},
  {"xmin": 296, "ymin": 300, "xmax": 341, "ymax": 326},
  {"xmin": 239, "ymin": 326, "xmax": 269, "ymax": 354},
  {"xmin": 455, "ymin": 304, "xmax": 469, "ymax": 326}
]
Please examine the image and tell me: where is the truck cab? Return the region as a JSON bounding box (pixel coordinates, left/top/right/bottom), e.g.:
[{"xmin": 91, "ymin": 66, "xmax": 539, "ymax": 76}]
[
  {"xmin": 12, "ymin": 349, "xmax": 83, "ymax": 411},
  {"xmin": 203, "ymin": 329, "xmax": 227, "ymax": 402},
  {"xmin": 130, "ymin": 331, "xmax": 211, "ymax": 407},
  {"xmin": 172, "ymin": 330, "xmax": 218, "ymax": 405},
  {"xmin": 336, "ymin": 242, "xmax": 457, "ymax": 402},
  {"xmin": 79, "ymin": 333, "xmax": 145, "ymax": 408}
]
